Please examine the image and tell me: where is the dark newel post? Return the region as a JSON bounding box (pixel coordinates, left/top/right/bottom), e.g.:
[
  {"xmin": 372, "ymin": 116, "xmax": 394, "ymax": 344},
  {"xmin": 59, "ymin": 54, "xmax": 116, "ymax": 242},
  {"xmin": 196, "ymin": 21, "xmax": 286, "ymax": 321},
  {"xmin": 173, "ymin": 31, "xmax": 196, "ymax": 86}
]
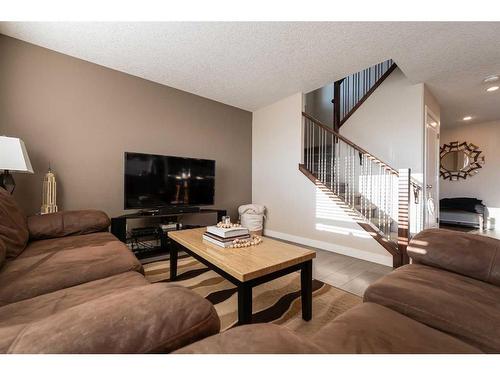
[
  {"xmin": 397, "ymin": 169, "xmax": 411, "ymax": 266},
  {"xmin": 333, "ymin": 80, "xmax": 341, "ymax": 132}
]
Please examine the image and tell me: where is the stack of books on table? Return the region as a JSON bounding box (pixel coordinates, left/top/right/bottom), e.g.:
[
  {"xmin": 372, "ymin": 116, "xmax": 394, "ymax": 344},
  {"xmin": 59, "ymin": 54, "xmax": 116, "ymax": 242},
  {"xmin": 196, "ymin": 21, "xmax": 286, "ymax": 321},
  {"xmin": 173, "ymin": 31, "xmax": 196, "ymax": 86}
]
[{"xmin": 203, "ymin": 225, "xmax": 250, "ymax": 248}]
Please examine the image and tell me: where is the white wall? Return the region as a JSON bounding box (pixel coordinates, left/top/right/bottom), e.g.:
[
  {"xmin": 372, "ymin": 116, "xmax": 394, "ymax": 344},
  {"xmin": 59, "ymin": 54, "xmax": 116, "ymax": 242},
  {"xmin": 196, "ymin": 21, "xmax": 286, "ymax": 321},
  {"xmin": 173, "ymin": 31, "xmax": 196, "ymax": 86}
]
[
  {"xmin": 304, "ymin": 84, "xmax": 334, "ymax": 125},
  {"xmin": 252, "ymin": 92, "xmax": 392, "ymax": 266},
  {"xmin": 440, "ymin": 120, "xmax": 500, "ymax": 228},
  {"xmin": 424, "ymin": 84, "xmax": 441, "ymax": 121},
  {"xmin": 340, "ymin": 68, "xmax": 425, "ymax": 182}
]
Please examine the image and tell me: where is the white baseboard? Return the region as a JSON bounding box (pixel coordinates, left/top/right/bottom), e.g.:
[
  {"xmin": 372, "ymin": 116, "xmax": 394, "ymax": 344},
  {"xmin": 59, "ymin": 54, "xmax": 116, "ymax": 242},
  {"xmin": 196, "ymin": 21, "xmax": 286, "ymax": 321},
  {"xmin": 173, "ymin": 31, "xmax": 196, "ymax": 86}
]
[{"xmin": 264, "ymin": 229, "xmax": 393, "ymax": 267}]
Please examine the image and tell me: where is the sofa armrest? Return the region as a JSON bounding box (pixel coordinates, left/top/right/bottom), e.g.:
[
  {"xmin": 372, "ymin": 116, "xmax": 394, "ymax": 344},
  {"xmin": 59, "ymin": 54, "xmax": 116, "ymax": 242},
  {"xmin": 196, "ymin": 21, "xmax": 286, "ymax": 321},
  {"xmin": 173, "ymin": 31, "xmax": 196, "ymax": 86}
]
[
  {"xmin": 5, "ymin": 284, "xmax": 220, "ymax": 353},
  {"xmin": 408, "ymin": 228, "xmax": 500, "ymax": 286},
  {"xmin": 27, "ymin": 210, "xmax": 111, "ymax": 240}
]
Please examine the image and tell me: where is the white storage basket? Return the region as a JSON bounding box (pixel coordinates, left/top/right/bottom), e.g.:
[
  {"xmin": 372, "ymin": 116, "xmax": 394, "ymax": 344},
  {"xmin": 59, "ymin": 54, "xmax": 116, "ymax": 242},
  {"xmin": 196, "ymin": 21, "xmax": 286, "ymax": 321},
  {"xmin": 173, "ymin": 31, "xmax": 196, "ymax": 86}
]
[{"xmin": 238, "ymin": 204, "xmax": 266, "ymax": 236}]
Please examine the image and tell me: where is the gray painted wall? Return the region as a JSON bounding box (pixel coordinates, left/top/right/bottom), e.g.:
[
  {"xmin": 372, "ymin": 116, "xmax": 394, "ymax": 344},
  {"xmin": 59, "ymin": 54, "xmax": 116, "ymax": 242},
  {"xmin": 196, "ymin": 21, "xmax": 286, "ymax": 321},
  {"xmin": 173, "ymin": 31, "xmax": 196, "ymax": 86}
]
[{"xmin": 0, "ymin": 35, "xmax": 252, "ymax": 218}]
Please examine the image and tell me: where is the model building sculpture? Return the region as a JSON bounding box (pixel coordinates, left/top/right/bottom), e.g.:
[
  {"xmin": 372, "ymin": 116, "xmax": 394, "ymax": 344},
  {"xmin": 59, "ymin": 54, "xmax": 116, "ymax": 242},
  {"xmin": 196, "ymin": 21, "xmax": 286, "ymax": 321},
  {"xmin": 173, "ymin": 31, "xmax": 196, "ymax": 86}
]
[{"xmin": 41, "ymin": 167, "xmax": 58, "ymax": 214}]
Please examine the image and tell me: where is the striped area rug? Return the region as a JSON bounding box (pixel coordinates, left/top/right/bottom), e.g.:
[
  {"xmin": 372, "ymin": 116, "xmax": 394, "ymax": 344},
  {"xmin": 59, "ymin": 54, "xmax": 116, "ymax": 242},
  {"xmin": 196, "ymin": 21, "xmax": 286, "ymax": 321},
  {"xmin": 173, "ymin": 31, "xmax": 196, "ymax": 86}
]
[{"xmin": 144, "ymin": 254, "xmax": 361, "ymax": 335}]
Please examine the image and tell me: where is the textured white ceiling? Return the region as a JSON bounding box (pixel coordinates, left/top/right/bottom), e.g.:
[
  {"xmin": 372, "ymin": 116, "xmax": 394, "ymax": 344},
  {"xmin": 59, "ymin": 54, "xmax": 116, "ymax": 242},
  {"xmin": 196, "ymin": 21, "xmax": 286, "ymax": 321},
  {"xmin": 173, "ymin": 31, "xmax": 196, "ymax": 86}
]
[{"xmin": 1, "ymin": 22, "xmax": 499, "ymax": 126}]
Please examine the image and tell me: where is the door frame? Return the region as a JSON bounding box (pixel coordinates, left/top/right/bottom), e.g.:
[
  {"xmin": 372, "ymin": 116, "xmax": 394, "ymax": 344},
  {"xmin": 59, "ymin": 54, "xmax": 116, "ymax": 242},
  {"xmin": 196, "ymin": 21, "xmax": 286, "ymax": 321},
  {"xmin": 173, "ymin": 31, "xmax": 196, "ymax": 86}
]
[{"xmin": 423, "ymin": 105, "xmax": 441, "ymax": 228}]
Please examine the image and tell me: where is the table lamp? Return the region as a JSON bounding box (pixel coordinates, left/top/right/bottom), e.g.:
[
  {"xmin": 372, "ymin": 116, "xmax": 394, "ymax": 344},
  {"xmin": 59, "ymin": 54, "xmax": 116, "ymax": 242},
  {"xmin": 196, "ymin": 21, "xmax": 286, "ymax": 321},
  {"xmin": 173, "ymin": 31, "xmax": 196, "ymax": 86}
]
[{"xmin": 0, "ymin": 136, "xmax": 34, "ymax": 194}]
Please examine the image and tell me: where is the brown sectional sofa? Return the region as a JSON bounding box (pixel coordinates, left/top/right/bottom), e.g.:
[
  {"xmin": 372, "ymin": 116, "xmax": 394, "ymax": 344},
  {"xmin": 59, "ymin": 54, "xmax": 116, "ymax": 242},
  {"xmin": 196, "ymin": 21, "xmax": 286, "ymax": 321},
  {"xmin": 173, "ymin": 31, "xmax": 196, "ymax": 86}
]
[
  {"xmin": 3, "ymin": 179, "xmax": 497, "ymax": 354},
  {"xmin": 178, "ymin": 228, "xmax": 499, "ymax": 354},
  {"xmin": 365, "ymin": 228, "xmax": 500, "ymax": 353},
  {"xmin": 0, "ymin": 188, "xmax": 220, "ymax": 353}
]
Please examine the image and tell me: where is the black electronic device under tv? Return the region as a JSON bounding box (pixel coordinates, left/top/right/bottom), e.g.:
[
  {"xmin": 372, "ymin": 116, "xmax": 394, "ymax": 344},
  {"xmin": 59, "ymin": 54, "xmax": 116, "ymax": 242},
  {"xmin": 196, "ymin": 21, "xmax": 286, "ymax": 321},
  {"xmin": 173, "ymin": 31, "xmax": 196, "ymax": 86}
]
[{"xmin": 124, "ymin": 152, "xmax": 215, "ymax": 210}]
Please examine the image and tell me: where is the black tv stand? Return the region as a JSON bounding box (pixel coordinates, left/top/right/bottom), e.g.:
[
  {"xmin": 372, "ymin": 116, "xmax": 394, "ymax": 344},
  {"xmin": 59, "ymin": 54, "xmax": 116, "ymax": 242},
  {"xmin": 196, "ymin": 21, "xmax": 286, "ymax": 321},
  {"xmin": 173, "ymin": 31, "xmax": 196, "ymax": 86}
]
[
  {"xmin": 139, "ymin": 208, "xmax": 160, "ymax": 216},
  {"xmin": 139, "ymin": 206, "xmax": 201, "ymax": 216},
  {"xmin": 162, "ymin": 206, "xmax": 200, "ymax": 215},
  {"xmin": 110, "ymin": 208, "xmax": 227, "ymax": 263},
  {"xmin": 138, "ymin": 206, "xmax": 201, "ymax": 216}
]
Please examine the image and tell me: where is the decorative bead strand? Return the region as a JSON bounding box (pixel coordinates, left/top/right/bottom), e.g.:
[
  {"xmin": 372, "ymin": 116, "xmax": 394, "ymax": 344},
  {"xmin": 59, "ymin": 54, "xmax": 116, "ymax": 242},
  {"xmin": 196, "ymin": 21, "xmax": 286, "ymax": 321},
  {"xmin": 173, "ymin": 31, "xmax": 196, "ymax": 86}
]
[{"xmin": 229, "ymin": 235, "xmax": 263, "ymax": 248}]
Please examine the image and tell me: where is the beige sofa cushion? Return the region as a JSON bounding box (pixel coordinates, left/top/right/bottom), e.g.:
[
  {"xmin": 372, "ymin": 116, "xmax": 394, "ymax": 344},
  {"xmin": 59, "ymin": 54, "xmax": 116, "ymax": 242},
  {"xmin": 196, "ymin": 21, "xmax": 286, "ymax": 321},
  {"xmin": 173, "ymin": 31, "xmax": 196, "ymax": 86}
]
[
  {"xmin": 19, "ymin": 232, "xmax": 118, "ymax": 258},
  {"xmin": 0, "ymin": 240, "xmax": 5, "ymax": 269},
  {"xmin": 408, "ymin": 228, "xmax": 500, "ymax": 286},
  {"xmin": 0, "ymin": 233, "xmax": 142, "ymax": 306},
  {"xmin": 364, "ymin": 263, "xmax": 500, "ymax": 353},
  {"xmin": 175, "ymin": 323, "xmax": 325, "ymax": 354},
  {"xmin": 0, "ymin": 271, "xmax": 147, "ymax": 327},
  {"xmin": 0, "ymin": 188, "xmax": 28, "ymax": 259},
  {"xmin": 313, "ymin": 302, "xmax": 482, "ymax": 353},
  {"xmin": 177, "ymin": 302, "xmax": 481, "ymax": 354},
  {"xmin": 0, "ymin": 283, "xmax": 220, "ymax": 353},
  {"xmin": 27, "ymin": 210, "xmax": 110, "ymax": 241}
]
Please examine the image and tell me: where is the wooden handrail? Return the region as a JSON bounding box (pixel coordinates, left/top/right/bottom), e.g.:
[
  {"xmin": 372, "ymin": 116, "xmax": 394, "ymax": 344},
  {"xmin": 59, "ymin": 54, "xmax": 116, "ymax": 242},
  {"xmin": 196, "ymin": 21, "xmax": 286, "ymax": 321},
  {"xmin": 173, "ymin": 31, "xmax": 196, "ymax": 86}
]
[
  {"xmin": 302, "ymin": 111, "xmax": 399, "ymax": 175},
  {"xmin": 339, "ymin": 63, "xmax": 397, "ymax": 127}
]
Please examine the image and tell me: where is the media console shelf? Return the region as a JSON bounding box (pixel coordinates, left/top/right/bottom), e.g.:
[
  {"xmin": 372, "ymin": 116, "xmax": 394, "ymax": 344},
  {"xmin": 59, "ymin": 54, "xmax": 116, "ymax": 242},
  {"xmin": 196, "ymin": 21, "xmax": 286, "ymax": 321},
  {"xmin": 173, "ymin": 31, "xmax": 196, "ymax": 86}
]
[{"xmin": 111, "ymin": 208, "xmax": 227, "ymax": 263}]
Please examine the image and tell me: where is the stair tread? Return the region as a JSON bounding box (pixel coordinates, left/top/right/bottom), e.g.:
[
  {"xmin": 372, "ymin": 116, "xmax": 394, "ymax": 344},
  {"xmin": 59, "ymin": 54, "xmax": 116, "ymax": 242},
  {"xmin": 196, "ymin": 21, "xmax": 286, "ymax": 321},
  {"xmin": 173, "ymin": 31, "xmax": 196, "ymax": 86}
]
[{"xmin": 354, "ymin": 204, "xmax": 377, "ymax": 211}]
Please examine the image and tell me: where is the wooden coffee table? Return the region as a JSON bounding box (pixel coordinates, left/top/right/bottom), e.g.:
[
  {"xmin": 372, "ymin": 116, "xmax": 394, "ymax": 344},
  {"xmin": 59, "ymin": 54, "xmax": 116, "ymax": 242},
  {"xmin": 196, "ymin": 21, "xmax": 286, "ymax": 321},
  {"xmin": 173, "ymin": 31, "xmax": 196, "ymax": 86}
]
[{"xmin": 168, "ymin": 228, "xmax": 316, "ymax": 325}]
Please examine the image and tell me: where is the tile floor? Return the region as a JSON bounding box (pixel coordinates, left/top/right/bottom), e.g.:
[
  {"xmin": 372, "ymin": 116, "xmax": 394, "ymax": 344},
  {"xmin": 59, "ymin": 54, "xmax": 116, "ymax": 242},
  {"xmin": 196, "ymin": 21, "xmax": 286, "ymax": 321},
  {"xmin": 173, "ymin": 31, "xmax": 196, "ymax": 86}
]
[
  {"xmin": 312, "ymin": 248, "xmax": 392, "ymax": 297},
  {"xmin": 270, "ymin": 236, "xmax": 393, "ymax": 297}
]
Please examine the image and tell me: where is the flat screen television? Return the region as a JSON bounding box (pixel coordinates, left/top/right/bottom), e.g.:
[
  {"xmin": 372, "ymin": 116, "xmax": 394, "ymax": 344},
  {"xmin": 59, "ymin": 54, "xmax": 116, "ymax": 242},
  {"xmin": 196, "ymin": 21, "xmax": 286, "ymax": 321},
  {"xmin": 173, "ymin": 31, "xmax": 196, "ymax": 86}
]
[{"xmin": 124, "ymin": 152, "xmax": 215, "ymax": 209}]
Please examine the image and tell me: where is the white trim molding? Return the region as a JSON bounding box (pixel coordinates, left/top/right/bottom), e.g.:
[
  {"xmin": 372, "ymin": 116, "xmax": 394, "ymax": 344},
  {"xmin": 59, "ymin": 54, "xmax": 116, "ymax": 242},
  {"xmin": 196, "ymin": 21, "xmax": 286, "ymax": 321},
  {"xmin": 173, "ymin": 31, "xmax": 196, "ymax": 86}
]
[{"xmin": 264, "ymin": 229, "xmax": 393, "ymax": 267}]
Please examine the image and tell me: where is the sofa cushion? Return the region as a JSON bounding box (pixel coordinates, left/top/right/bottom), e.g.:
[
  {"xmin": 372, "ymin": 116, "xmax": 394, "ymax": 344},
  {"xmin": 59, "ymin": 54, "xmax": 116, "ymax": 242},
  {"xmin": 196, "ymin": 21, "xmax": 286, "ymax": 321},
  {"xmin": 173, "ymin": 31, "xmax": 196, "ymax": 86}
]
[
  {"xmin": 0, "ymin": 235, "xmax": 143, "ymax": 306},
  {"xmin": 27, "ymin": 210, "xmax": 110, "ymax": 241},
  {"xmin": 0, "ymin": 187, "xmax": 28, "ymax": 259},
  {"xmin": 18, "ymin": 232, "xmax": 118, "ymax": 259},
  {"xmin": 364, "ymin": 264, "xmax": 500, "ymax": 353},
  {"xmin": 1, "ymin": 284, "xmax": 220, "ymax": 353},
  {"xmin": 312, "ymin": 302, "xmax": 482, "ymax": 353},
  {"xmin": 0, "ymin": 271, "xmax": 147, "ymax": 327},
  {"xmin": 175, "ymin": 323, "xmax": 326, "ymax": 354},
  {"xmin": 0, "ymin": 239, "xmax": 5, "ymax": 269},
  {"xmin": 408, "ymin": 228, "xmax": 500, "ymax": 286}
]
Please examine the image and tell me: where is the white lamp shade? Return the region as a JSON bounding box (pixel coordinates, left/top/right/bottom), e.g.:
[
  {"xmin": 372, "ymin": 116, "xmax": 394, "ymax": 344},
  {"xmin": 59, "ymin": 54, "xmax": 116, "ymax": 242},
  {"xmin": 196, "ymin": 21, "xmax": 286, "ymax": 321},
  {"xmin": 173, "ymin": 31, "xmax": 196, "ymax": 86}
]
[{"xmin": 0, "ymin": 136, "xmax": 34, "ymax": 173}]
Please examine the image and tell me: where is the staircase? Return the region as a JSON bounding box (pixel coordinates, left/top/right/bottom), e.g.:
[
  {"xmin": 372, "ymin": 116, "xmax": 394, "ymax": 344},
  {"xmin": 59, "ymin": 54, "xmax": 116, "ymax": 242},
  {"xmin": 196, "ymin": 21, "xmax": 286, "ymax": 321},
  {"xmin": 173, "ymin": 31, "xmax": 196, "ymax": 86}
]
[
  {"xmin": 334, "ymin": 59, "xmax": 396, "ymax": 130},
  {"xmin": 301, "ymin": 60, "xmax": 423, "ymax": 268}
]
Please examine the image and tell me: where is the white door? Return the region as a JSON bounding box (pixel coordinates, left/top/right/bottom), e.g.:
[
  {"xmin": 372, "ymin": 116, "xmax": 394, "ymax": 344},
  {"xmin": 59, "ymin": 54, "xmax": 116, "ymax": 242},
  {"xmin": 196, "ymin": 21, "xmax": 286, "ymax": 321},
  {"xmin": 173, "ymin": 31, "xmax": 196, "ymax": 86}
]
[{"xmin": 424, "ymin": 107, "xmax": 440, "ymax": 228}]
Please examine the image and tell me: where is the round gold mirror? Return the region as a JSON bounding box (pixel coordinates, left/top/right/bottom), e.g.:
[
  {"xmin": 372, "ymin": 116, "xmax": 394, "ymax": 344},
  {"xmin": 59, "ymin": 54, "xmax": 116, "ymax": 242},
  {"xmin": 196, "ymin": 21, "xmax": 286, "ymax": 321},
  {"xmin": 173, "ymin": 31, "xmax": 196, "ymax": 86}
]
[
  {"xmin": 441, "ymin": 150, "xmax": 470, "ymax": 172},
  {"xmin": 440, "ymin": 141, "xmax": 485, "ymax": 180}
]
